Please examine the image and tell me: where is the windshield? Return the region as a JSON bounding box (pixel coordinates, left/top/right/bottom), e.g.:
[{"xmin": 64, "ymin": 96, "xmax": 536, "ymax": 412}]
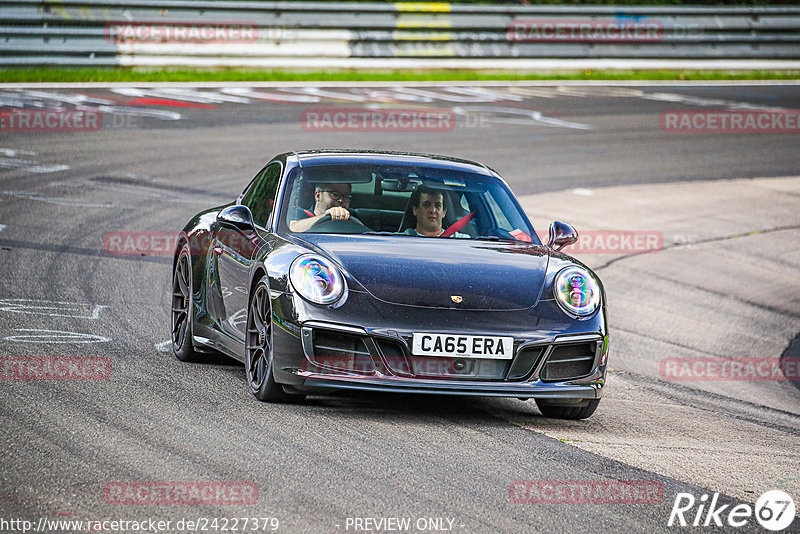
[{"xmin": 278, "ymin": 162, "xmax": 539, "ymax": 244}]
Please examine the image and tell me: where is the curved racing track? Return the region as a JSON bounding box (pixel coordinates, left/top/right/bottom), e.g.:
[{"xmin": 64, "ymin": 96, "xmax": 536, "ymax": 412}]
[{"xmin": 0, "ymin": 82, "xmax": 799, "ymax": 533}]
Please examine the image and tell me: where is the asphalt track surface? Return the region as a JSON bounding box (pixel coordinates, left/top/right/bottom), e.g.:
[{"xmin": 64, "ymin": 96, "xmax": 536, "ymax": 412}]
[{"xmin": 0, "ymin": 83, "xmax": 799, "ymax": 534}]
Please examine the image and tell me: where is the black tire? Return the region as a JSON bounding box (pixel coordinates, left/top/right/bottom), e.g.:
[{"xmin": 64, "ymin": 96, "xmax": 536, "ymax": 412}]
[
  {"xmin": 246, "ymin": 277, "xmax": 294, "ymax": 402},
  {"xmin": 172, "ymin": 245, "xmax": 199, "ymax": 362},
  {"xmin": 535, "ymin": 399, "xmax": 600, "ymax": 420}
]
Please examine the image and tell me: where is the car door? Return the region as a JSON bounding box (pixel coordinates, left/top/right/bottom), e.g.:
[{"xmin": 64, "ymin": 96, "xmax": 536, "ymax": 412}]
[{"xmin": 214, "ymin": 161, "xmax": 281, "ymax": 340}]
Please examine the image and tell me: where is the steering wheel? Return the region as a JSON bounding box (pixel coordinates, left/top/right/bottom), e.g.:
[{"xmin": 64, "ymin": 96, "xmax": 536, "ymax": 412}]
[{"xmin": 308, "ymin": 214, "xmax": 370, "ymax": 233}]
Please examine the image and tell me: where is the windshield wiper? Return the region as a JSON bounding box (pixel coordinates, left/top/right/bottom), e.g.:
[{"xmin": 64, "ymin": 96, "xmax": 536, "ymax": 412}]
[
  {"xmin": 363, "ymin": 231, "xmax": 396, "ymax": 236},
  {"xmin": 476, "ymin": 235, "xmax": 501, "ymax": 241}
]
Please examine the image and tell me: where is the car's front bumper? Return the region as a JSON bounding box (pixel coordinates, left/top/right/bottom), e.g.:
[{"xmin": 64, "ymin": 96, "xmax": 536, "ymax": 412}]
[
  {"xmin": 293, "ymin": 370, "xmax": 604, "ymax": 398},
  {"xmin": 268, "ymin": 281, "xmax": 609, "ymax": 399},
  {"xmin": 275, "ymin": 316, "xmax": 608, "ymax": 400}
]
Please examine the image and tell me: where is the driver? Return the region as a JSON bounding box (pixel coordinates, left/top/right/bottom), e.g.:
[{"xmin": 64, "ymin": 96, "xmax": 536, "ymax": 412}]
[
  {"xmin": 402, "ymin": 185, "xmax": 469, "ymax": 238},
  {"xmin": 289, "ymin": 183, "xmax": 352, "ymax": 232}
]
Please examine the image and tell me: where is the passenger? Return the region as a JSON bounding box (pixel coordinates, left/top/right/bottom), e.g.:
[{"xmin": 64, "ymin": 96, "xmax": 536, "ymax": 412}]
[
  {"xmin": 402, "ymin": 185, "xmax": 469, "ymax": 238},
  {"xmin": 289, "ymin": 183, "xmax": 352, "ymax": 232}
]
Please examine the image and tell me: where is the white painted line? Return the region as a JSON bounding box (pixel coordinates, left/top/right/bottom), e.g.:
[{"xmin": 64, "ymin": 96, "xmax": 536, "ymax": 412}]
[
  {"xmin": 0, "ymin": 299, "xmax": 107, "ymax": 319},
  {"xmin": 221, "ymin": 87, "xmax": 321, "ymax": 103},
  {"xmin": 0, "ymin": 150, "xmax": 70, "ymax": 174},
  {"xmin": 95, "ymin": 104, "xmax": 181, "ymax": 121},
  {"xmin": 8, "ymin": 90, "xmax": 114, "ymax": 106},
  {"xmin": 0, "ymin": 224, "xmax": 5, "ymax": 233},
  {"xmin": 0, "ymin": 163, "xmax": 70, "ymax": 174},
  {"xmin": 111, "ymin": 87, "xmax": 250, "ymax": 104},
  {"xmin": 288, "ymin": 87, "xmax": 369, "ymax": 102},
  {"xmin": 154, "ymin": 340, "xmax": 172, "ymax": 353},
  {"xmin": 573, "ymin": 188, "xmax": 594, "ymax": 196},
  {"xmin": 451, "ymin": 106, "xmax": 593, "ymax": 130},
  {"xmin": 0, "ymin": 158, "xmax": 70, "ymax": 174},
  {"xmin": 3, "ymin": 329, "xmax": 112, "ymax": 343},
  {"xmin": 0, "ymin": 148, "xmax": 36, "ymax": 157}
]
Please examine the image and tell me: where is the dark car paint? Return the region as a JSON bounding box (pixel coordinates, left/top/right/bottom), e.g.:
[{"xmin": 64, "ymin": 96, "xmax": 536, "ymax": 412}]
[
  {"xmin": 292, "ymin": 234, "xmax": 550, "ymax": 310},
  {"xmin": 175, "ymin": 151, "xmax": 608, "ymax": 399}
]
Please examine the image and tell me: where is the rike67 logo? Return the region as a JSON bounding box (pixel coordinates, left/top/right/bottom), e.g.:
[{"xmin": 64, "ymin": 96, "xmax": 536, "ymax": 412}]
[{"xmin": 668, "ymin": 490, "xmax": 795, "ymax": 531}]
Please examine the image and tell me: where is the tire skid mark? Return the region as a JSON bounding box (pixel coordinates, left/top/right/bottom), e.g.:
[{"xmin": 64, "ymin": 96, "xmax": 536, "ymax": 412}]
[
  {"xmin": 0, "ymin": 190, "xmax": 112, "ymax": 208},
  {"xmin": 0, "ymin": 237, "xmax": 170, "ymax": 264}
]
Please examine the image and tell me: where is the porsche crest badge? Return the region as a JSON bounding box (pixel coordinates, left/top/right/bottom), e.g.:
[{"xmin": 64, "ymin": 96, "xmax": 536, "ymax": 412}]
[{"xmin": 451, "ymin": 295, "xmax": 463, "ymax": 304}]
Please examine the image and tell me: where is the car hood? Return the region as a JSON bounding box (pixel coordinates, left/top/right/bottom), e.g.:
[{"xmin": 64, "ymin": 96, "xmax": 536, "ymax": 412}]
[{"xmin": 294, "ymin": 235, "xmax": 550, "ymax": 310}]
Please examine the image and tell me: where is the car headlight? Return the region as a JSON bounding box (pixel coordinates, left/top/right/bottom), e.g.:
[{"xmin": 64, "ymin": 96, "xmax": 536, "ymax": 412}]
[
  {"xmin": 553, "ymin": 266, "xmax": 600, "ymax": 316},
  {"xmin": 289, "ymin": 254, "xmax": 346, "ymax": 306}
]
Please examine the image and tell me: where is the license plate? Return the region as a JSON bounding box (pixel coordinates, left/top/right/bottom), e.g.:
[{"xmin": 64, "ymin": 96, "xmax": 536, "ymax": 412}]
[{"xmin": 411, "ymin": 333, "xmax": 513, "ymax": 360}]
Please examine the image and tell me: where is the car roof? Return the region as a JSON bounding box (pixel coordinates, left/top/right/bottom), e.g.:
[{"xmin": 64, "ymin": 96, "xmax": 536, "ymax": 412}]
[{"xmin": 285, "ymin": 150, "xmax": 495, "ymax": 176}]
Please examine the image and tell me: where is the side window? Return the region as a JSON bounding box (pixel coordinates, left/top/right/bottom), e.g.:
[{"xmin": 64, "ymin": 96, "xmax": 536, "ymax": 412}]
[{"xmin": 241, "ymin": 162, "xmax": 281, "ymax": 228}]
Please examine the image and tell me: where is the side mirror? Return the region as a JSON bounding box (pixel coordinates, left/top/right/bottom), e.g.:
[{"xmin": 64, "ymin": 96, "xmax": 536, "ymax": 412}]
[
  {"xmin": 547, "ymin": 221, "xmax": 578, "ymax": 251},
  {"xmin": 218, "ymin": 205, "xmax": 255, "ymax": 231}
]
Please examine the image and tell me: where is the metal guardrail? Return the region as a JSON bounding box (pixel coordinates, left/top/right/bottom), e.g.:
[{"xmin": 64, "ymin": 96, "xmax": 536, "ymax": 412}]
[{"xmin": 1, "ymin": 1, "xmax": 800, "ymax": 68}]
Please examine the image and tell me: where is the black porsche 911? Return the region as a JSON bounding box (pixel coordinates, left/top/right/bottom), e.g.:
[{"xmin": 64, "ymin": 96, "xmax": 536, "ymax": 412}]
[{"xmin": 171, "ymin": 150, "xmax": 608, "ymax": 419}]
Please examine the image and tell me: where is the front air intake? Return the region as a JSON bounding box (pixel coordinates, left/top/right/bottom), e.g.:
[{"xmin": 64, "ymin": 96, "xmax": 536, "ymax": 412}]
[
  {"xmin": 310, "ymin": 330, "xmax": 375, "ymax": 374},
  {"xmin": 540, "ymin": 342, "xmax": 596, "ymax": 382}
]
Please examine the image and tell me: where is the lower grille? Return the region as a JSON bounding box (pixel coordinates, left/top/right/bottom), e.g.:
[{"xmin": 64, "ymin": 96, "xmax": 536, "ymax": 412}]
[
  {"xmin": 310, "ymin": 330, "xmax": 375, "ymax": 374},
  {"xmin": 407, "ymin": 356, "xmax": 508, "ymax": 380},
  {"xmin": 378, "ymin": 338, "xmax": 508, "ymax": 380},
  {"xmin": 305, "ymin": 327, "xmax": 600, "ymax": 382},
  {"xmin": 540, "ymin": 342, "xmax": 597, "ymax": 382}
]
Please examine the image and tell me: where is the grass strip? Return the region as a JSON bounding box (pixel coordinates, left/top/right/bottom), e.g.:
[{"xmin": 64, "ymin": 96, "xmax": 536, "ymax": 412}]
[{"xmin": 1, "ymin": 68, "xmax": 799, "ymax": 83}]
